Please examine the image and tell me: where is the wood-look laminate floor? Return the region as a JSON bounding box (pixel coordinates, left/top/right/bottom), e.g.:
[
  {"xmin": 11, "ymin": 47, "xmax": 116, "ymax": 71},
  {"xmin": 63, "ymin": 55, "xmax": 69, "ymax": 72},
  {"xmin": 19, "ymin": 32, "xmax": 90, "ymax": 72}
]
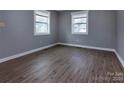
[{"xmin": 0, "ymin": 45, "xmax": 123, "ymax": 83}]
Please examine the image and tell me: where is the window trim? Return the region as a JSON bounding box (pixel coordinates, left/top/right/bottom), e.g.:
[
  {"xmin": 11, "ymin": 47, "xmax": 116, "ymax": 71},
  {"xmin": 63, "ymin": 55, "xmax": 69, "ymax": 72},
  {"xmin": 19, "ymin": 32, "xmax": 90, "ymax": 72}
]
[
  {"xmin": 34, "ymin": 10, "xmax": 50, "ymax": 36},
  {"xmin": 71, "ymin": 11, "xmax": 88, "ymax": 35}
]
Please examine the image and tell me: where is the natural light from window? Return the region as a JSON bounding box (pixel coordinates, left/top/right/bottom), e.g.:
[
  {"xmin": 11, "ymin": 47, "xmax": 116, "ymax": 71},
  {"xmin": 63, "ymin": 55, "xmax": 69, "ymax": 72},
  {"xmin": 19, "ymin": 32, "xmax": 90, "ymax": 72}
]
[
  {"xmin": 71, "ymin": 11, "xmax": 88, "ymax": 35},
  {"xmin": 34, "ymin": 10, "xmax": 50, "ymax": 35}
]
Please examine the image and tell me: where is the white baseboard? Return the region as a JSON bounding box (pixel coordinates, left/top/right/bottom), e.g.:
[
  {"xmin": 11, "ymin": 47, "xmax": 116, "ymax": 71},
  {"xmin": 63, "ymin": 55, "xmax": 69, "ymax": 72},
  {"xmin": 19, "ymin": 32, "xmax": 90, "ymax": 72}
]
[
  {"xmin": 0, "ymin": 43, "xmax": 58, "ymax": 63},
  {"xmin": 0, "ymin": 42, "xmax": 124, "ymax": 69},
  {"xmin": 57, "ymin": 42, "xmax": 115, "ymax": 52},
  {"xmin": 58, "ymin": 42, "xmax": 124, "ymax": 68},
  {"xmin": 114, "ymin": 51, "xmax": 124, "ymax": 68}
]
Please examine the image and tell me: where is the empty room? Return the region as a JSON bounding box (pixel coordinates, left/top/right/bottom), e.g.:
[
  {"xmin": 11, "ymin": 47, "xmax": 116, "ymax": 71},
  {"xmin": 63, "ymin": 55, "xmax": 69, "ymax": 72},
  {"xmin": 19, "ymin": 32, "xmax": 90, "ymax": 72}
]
[{"xmin": 0, "ymin": 10, "xmax": 124, "ymax": 83}]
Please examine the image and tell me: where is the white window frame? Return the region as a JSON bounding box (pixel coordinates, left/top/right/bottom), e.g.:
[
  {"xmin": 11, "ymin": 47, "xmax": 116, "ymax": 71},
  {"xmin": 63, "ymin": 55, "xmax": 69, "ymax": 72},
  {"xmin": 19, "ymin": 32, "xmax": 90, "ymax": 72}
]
[
  {"xmin": 34, "ymin": 10, "xmax": 50, "ymax": 35},
  {"xmin": 71, "ymin": 11, "xmax": 88, "ymax": 35}
]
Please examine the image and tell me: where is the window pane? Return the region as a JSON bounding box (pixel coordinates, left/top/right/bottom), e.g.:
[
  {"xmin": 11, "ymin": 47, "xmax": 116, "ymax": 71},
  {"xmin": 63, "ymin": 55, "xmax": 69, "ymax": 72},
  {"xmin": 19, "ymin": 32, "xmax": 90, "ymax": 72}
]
[
  {"xmin": 82, "ymin": 18, "xmax": 87, "ymax": 23},
  {"xmin": 72, "ymin": 11, "xmax": 88, "ymax": 34},
  {"xmin": 73, "ymin": 18, "xmax": 87, "ymax": 23},
  {"xmin": 74, "ymin": 24, "xmax": 79, "ymax": 28},
  {"xmin": 73, "ymin": 24, "xmax": 79, "ymax": 32},
  {"xmin": 80, "ymin": 24, "xmax": 86, "ymax": 29},
  {"xmin": 79, "ymin": 28, "xmax": 86, "ymax": 32},
  {"xmin": 36, "ymin": 23, "xmax": 48, "ymax": 33},
  {"xmin": 36, "ymin": 15, "xmax": 48, "ymax": 23},
  {"xmin": 73, "ymin": 24, "xmax": 87, "ymax": 33}
]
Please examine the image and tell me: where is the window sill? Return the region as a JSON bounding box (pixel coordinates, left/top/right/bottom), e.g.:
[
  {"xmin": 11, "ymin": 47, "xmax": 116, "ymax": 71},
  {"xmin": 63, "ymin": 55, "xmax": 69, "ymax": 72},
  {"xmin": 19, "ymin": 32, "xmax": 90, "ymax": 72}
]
[
  {"xmin": 72, "ymin": 32, "xmax": 88, "ymax": 35},
  {"xmin": 34, "ymin": 33, "xmax": 50, "ymax": 36}
]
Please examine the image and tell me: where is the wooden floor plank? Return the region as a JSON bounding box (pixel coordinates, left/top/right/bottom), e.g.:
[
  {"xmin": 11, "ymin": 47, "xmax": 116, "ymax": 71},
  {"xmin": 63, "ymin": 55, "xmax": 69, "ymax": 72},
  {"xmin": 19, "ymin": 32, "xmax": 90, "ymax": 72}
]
[{"xmin": 0, "ymin": 45, "xmax": 123, "ymax": 83}]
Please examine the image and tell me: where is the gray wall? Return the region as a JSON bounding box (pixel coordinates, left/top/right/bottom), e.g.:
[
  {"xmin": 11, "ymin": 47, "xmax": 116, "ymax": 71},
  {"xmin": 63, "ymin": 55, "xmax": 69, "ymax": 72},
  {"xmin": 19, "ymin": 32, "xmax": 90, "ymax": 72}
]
[
  {"xmin": 0, "ymin": 10, "xmax": 121, "ymax": 60},
  {"xmin": 0, "ymin": 10, "xmax": 58, "ymax": 59},
  {"xmin": 116, "ymin": 11, "xmax": 124, "ymax": 61},
  {"xmin": 58, "ymin": 10, "xmax": 116, "ymax": 49}
]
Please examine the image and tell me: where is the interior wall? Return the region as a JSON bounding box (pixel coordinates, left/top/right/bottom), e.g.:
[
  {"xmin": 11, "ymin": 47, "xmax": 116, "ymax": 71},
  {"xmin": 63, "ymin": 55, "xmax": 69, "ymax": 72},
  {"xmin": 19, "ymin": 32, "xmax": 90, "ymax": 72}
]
[
  {"xmin": 116, "ymin": 11, "xmax": 124, "ymax": 62},
  {"xmin": 0, "ymin": 10, "xmax": 122, "ymax": 61},
  {"xmin": 0, "ymin": 10, "xmax": 59, "ymax": 59},
  {"xmin": 58, "ymin": 10, "xmax": 116, "ymax": 49}
]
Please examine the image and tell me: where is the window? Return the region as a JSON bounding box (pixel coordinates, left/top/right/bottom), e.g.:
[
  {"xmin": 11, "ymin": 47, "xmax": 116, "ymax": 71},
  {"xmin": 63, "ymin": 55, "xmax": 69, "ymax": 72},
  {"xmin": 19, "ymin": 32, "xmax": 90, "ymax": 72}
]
[
  {"xmin": 34, "ymin": 10, "xmax": 50, "ymax": 35},
  {"xmin": 71, "ymin": 11, "xmax": 88, "ymax": 35}
]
